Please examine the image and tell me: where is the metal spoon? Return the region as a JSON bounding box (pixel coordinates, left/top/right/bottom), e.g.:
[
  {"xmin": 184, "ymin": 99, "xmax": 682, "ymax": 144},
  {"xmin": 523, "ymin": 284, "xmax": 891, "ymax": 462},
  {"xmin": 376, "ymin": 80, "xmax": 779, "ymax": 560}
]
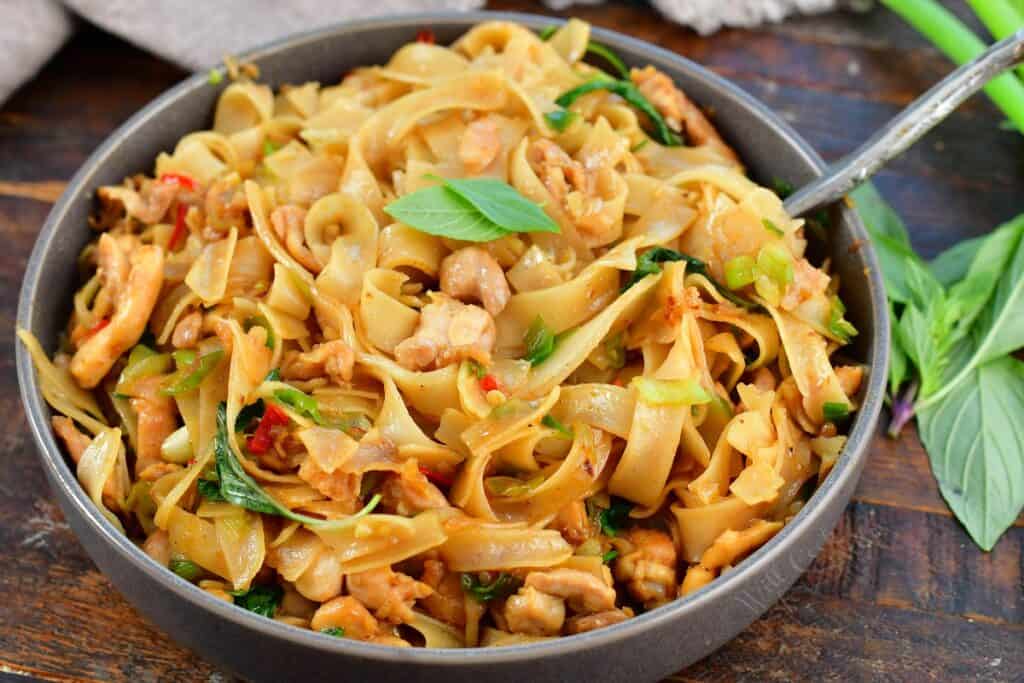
[{"xmin": 784, "ymin": 29, "xmax": 1024, "ymax": 217}]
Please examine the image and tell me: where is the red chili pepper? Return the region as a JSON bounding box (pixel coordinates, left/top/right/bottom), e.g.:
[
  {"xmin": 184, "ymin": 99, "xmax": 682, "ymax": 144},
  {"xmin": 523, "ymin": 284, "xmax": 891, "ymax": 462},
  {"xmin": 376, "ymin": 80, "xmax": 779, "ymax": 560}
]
[
  {"xmin": 246, "ymin": 404, "xmax": 290, "ymax": 454},
  {"xmin": 86, "ymin": 317, "xmax": 110, "ymax": 337},
  {"xmin": 420, "ymin": 465, "xmax": 453, "ymax": 488},
  {"xmin": 416, "ymin": 28, "xmax": 435, "ymax": 44},
  {"xmin": 612, "ymin": 377, "xmax": 624, "ymax": 387},
  {"xmin": 168, "ymin": 203, "xmax": 188, "ymax": 251},
  {"xmin": 159, "ymin": 172, "xmax": 197, "ymax": 191},
  {"xmin": 480, "ymin": 374, "xmax": 500, "ymax": 392}
]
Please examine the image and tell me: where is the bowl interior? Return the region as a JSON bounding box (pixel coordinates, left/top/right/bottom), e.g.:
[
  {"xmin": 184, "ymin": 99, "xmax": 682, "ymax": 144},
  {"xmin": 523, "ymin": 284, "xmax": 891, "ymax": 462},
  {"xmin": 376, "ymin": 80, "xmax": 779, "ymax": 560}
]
[{"xmin": 16, "ymin": 10, "xmax": 888, "ymax": 674}]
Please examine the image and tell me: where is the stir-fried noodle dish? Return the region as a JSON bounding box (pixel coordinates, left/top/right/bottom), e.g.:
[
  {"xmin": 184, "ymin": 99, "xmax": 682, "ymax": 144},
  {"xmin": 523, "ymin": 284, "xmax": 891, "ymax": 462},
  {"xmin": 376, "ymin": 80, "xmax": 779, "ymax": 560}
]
[{"xmin": 20, "ymin": 20, "xmax": 863, "ymax": 647}]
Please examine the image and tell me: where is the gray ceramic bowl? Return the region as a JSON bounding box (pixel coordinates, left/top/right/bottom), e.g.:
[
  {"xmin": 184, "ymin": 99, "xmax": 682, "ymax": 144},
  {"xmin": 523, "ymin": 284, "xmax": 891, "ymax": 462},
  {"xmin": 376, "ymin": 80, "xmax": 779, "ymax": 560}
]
[{"xmin": 16, "ymin": 11, "xmax": 888, "ymax": 683}]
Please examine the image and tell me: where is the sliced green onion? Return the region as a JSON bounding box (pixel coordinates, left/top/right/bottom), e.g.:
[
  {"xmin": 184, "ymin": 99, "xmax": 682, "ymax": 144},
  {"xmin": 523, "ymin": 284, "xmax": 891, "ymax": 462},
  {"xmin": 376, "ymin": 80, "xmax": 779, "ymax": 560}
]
[
  {"xmin": 601, "ymin": 549, "xmax": 619, "ymax": 564},
  {"xmin": 827, "ymin": 295, "xmax": 859, "ymax": 343},
  {"xmin": 274, "ymin": 386, "xmax": 325, "ymax": 425},
  {"xmin": 263, "ymin": 140, "xmax": 279, "ymax": 157},
  {"xmin": 823, "ymin": 402, "xmax": 851, "ymax": 422},
  {"xmin": 244, "ymin": 315, "xmax": 276, "ymax": 349},
  {"xmin": 544, "ymin": 109, "xmax": 578, "ymax": 132},
  {"xmin": 762, "ymin": 218, "xmax": 785, "ymax": 237},
  {"xmin": 321, "ymin": 627, "xmax": 346, "ymax": 638},
  {"xmin": 161, "ymin": 349, "xmax": 225, "ymax": 396},
  {"xmin": 756, "ymin": 243, "xmax": 794, "ymax": 286},
  {"xmin": 538, "ymin": 26, "xmax": 557, "ymax": 40},
  {"xmin": 632, "ymin": 376, "xmax": 712, "ymax": 406},
  {"xmin": 541, "ymin": 414, "xmax": 573, "ymax": 439},
  {"xmin": 115, "ymin": 345, "xmax": 172, "ymax": 396},
  {"xmin": 207, "ymin": 68, "xmax": 223, "ymax": 85},
  {"xmin": 172, "ymin": 349, "xmax": 196, "ymax": 367},
  {"xmin": 724, "ymin": 255, "xmax": 757, "ymax": 290},
  {"xmin": 630, "ymin": 138, "xmax": 649, "ymax": 153},
  {"xmin": 169, "ymin": 557, "xmax": 202, "ymax": 581},
  {"xmin": 524, "ymin": 315, "xmax": 556, "ymax": 365},
  {"xmin": 754, "ymin": 275, "xmax": 783, "ymax": 307},
  {"xmin": 160, "ymin": 426, "xmax": 193, "ymax": 464}
]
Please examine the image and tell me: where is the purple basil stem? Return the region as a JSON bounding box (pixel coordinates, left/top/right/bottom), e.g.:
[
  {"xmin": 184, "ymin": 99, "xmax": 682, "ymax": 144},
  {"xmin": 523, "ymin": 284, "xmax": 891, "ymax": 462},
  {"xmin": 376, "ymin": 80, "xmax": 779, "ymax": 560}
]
[{"xmin": 887, "ymin": 380, "xmax": 919, "ymax": 438}]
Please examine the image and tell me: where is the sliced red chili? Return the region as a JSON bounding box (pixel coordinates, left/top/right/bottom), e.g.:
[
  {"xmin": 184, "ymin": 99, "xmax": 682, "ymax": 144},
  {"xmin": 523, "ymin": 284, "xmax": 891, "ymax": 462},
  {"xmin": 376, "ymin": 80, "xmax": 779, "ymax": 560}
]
[
  {"xmin": 416, "ymin": 28, "xmax": 435, "ymax": 44},
  {"xmin": 246, "ymin": 404, "xmax": 289, "ymax": 454},
  {"xmin": 168, "ymin": 203, "xmax": 188, "ymax": 251},
  {"xmin": 86, "ymin": 317, "xmax": 110, "ymax": 337},
  {"xmin": 420, "ymin": 465, "xmax": 453, "ymax": 488},
  {"xmin": 159, "ymin": 172, "xmax": 197, "ymax": 191},
  {"xmin": 480, "ymin": 374, "xmax": 500, "ymax": 392}
]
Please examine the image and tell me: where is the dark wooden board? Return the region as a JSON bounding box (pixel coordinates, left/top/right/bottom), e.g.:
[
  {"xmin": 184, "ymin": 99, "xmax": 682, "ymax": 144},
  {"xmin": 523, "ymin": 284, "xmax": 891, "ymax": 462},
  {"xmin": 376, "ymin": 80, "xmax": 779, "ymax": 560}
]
[{"xmin": 1, "ymin": 2, "xmax": 1021, "ymax": 681}]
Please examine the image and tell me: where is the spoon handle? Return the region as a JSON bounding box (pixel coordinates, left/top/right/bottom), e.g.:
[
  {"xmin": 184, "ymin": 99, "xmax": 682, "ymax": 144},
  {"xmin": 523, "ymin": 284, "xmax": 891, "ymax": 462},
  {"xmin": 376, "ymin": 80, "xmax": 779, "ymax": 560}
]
[{"xmin": 784, "ymin": 29, "xmax": 1024, "ymax": 217}]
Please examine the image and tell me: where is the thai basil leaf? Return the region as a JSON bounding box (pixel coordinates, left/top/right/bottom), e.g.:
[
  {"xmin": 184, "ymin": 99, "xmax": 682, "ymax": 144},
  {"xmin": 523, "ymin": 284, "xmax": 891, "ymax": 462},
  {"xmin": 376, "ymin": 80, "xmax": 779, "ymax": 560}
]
[
  {"xmin": 442, "ymin": 177, "xmax": 560, "ymax": 234},
  {"xmin": 383, "ymin": 185, "xmax": 511, "ymax": 242},
  {"xmin": 917, "ymin": 355, "xmax": 1024, "ymax": 551},
  {"xmin": 556, "ymin": 78, "xmax": 684, "ymax": 146},
  {"xmin": 460, "ymin": 572, "xmax": 521, "ymax": 603},
  {"xmin": 197, "ymin": 477, "xmax": 226, "ymax": 502},
  {"xmin": 930, "ymin": 233, "xmax": 989, "ymax": 288},
  {"xmin": 230, "ymin": 584, "xmax": 283, "ymax": 618},
  {"xmin": 851, "ymin": 183, "xmax": 920, "ymax": 305},
  {"xmin": 598, "ymin": 498, "xmax": 633, "ymax": 536}
]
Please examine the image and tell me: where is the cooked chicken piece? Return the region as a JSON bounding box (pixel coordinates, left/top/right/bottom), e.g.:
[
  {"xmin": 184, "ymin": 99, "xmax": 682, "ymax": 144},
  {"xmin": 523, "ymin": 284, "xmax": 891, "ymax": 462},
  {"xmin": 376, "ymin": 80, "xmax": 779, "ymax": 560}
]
[
  {"xmin": 379, "ymin": 460, "xmax": 450, "ymax": 516},
  {"xmin": 142, "ymin": 529, "xmax": 172, "ymax": 567},
  {"xmin": 70, "ymin": 236, "xmax": 164, "ymax": 388},
  {"xmin": 51, "ymin": 416, "xmax": 92, "ymax": 463},
  {"xmin": 459, "ymin": 116, "xmax": 502, "ymax": 174},
  {"xmin": 282, "ymin": 340, "xmax": 355, "ymax": 385},
  {"xmin": 630, "ymin": 65, "xmax": 738, "ymax": 162},
  {"xmin": 129, "ymin": 375, "xmax": 178, "ymax": 478},
  {"xmin": 440, "ymin": 246, "xmax": 511, "ymax": 317},
  {"xmin": 419, "ymin": 559, "xmax": 467, "ymax": 627},
  {"xmin": 394, "ymin": 293, "xmax": 496, "ymax": 370},
  {"xmin": 780, "ymin": 258, "xmax": 830, "ymax": 312},
  {"xmin": 297, "ymin": 455, "xmax": 361, "ymax": 514},
  {"xmin": 835, "ymin": 365, "xmax": 864, "ymax": 399},
  {"xmin": 171, "ymin": 311, "xmax": 203, "ymax": 349},
  {"xmin": 96, "ymin": 178, "xmax": 180, "ymax": 225},
  {"xmin": 527, "ymin": 139, "xmax": 622, "ymax": 246},
  {"xmin": 310, "ymin": 596, "xmax": 380, "ymax": 640},
  {"xmin": 204, "ymin": 174, "xmax": 249, "ymax": 239},
  {"xmin": 550, "ymin": 500, "xmax": 590, "ymax": 546},
  {"xmin": 613, "ymin": 528, "xmax": 677, "ymax": 609},
  {"xmin": 565, "ymin": 608, "xmax": 633, "ymax": 634},
  {"xmin": 346, "ymin": 567, "xmax": 432, "ymax": 625},
  {"xmin": 270, "ymin": 204, "xmax": 321, "ymax": 273},
  {"xmin": 524, "ymin": 568, "xmax": 616, "ymax": 615},
  {"xmin": 504, "ymin": 586, "xmax": 565, "ymax": 636},
  {"xmin": 679, "ymin": 565, "xmax": 715, "ymax": 597}
]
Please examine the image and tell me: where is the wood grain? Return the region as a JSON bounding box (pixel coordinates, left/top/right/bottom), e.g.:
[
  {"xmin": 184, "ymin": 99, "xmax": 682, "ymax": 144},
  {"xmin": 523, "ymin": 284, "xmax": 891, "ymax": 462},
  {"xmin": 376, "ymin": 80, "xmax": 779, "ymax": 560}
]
[{"xmin": 1, "ymin": 2, "xmax": 1021, "ymax": 682}]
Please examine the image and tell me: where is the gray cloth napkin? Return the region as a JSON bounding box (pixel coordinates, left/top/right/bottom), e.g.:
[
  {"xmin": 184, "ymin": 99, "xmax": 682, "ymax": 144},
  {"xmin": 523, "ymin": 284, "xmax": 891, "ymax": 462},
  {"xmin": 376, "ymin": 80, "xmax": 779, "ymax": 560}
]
[{"xmin": 0, "ymin": 0, "xmax": 846, "ymax": 104}]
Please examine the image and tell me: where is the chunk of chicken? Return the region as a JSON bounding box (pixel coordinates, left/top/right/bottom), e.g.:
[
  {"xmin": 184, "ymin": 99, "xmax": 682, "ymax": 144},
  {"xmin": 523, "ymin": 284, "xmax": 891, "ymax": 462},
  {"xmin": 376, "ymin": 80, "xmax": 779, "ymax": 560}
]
[
  {"xmin": 204, "ymin": 174, "xmax": 249, "ymax": 239},
  {"xmin": 504, "ymin": 586, "xmax": 565, "ymax": 636},
  {"xmin": 142, "ymin": 529, "xmax": 172, "ymax": 567},
  {"xmin": 129, "ymin": 375, "xmax": 178, "ymax": 478},
  {"xmin": 51, "ymin": 416, "xmax": 92, "ymax": 463},
  {"xmin": 524, "ymin": 568, "xmax": 616, "ymax": 615},
  {"xmin": 346, "ymin": 567, "xmax": 432, "ymax": 625},
  {"xmin": 459, "ymin": 116, "xmax": 502, "ymax": 174},
  {"xmin": 96, "ymin": 178, "xmax": 180, "ymax": 225},
  {"xmin": 565, "ymin": 608, "xmax": 633, "ymax": 634},
  {"xmin": 630, "ymin": 66, "xmax": 738, "ymax": 162},
  {"xmin": 282, "ymin": 340, "xmax": 355, "ymax": 385},
  {"xmin": 394, "ymin": 293, "xmax": 496, "ymax": 370},
  {"xmin": 298, "ymin": 455, "xmax": 361, "ymax": 514},
  {"xmin": 171, "ymin": 310, "xmax": 203, "ymax": 349},
  {"xmin": 71, "ymin": 236, "xmax": 165, "ymax": 388},
  {"xmin": 613, "ymin": 528, "xmax": 677, "ymax": 609},
  {"xmin": 419, "ymin": 559, "xmax": 467, "ymax": 627},
  {"xmin": 527, "ymin": 139, "xmax": 622, "ymax": 247},
  {"xmin": 270, "ymin": 204, "xmax": 321, "ymax": 273},
  {"xmin": 781, "ymin": 258, "xmax": 830, "ymax": 312},
  {"xmin": 550, "ymin": 500, "xmax": 590, "ymax": 546},
  {"xmin": 440, "ymin": 246, "xmax": 511, "ymax": 317},
  {"xmin": 379, "ymin": 460, "xmax": 450, "ymax": 516},
  {"xmin": 310, "ymin": 596, "xmax": 380, "ymax": 640}
]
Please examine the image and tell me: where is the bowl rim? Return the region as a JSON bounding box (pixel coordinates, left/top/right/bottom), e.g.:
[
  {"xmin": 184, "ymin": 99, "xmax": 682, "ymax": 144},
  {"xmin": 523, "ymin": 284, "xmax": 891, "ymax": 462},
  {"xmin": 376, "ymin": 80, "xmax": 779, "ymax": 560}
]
[{"xmin": 16, "ymin": 9, "xmax": 890, "ymax": 666}]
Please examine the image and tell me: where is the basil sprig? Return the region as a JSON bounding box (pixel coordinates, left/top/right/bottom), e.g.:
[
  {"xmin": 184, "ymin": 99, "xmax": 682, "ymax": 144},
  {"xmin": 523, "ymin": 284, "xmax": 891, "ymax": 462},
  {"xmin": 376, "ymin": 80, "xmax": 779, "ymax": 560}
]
[
  {"xmin": 384, "ymin": 177, "xmax": 560, "ymax": 243},
  {"xmin": 556, "ymin": 77, "xmax": 685, "ymax": 147}
]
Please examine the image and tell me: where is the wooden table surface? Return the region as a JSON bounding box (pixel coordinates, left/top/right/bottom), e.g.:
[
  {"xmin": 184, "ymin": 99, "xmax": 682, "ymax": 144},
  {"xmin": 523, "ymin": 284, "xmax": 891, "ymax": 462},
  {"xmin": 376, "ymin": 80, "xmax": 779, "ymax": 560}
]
[{"xmin": 1, "ymin": 1, "xmax": 1021, "ymax": 681}]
